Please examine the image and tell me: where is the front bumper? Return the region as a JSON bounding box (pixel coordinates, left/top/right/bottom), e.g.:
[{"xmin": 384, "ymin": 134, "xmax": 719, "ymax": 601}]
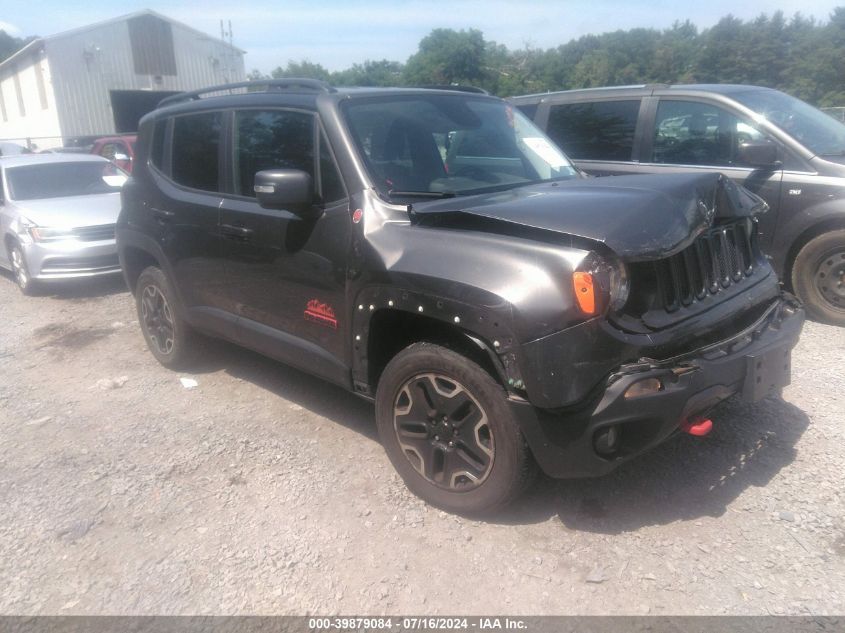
[
  {"xmin": 24, "ymin": 239, "xmax": 121, "ymax": 280},
  {"xmin": 511, "ymin": 295, "xmax": 805, "ymax": 478}
]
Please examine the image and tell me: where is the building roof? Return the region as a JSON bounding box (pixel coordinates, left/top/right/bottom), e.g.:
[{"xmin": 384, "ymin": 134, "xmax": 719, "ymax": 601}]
[{"xmin": 0, "ymin": 9, "xmax": 245, "ymax": 74}]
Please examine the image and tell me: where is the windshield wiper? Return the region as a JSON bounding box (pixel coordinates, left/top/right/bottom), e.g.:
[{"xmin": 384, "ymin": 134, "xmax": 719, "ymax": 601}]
[{"xmin": 388, "ymin": 190, "xmax": 457, "ymax": 199}]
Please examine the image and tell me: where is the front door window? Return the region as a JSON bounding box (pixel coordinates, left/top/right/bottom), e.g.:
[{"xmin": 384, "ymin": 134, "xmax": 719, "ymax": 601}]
[{"xmin": 652, "ymin": 100, "xmax": 767, "ymax": 167}]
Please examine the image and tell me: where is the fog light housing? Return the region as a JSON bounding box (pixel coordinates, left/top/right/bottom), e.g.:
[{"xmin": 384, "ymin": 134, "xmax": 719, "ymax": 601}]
[
  {"xmin": 594, "ymin": 425, "xmax": 620, "ymax": 455},
  {"xmin": 624, "ymin": 377, "xmax": 663, "ymax": 399}
]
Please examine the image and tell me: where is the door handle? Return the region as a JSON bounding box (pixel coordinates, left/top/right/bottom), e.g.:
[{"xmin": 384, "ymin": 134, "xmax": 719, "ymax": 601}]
[{"xmin": 221, "ymin": 223, "xmax": 254, "ymax": 238}]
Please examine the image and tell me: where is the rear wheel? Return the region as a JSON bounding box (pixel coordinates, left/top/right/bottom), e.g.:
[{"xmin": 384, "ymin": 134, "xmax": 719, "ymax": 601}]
[
  {"xmin": 136, "ymin": 266, "xmax": 195, "ymax": 368},
  {"xmin": 792, "ymin": 229, "xmax": 845, "ymax": 326},
  {"xmin": 375, "ymin": 342, "xmax": 536, "ymax": 514}
]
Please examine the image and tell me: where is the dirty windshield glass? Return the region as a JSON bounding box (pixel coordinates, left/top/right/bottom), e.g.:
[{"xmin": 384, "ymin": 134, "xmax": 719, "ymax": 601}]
[
  {"xmin": 6, "ymin": 161, "xmax": 127, "ymax": 201},
  {"xmin": 343, "ymin": 95, "xmax": 579, "ymax": 197},
  {"xmin": 734, "ymin": 89, "xmax": 845, "ymax": 157}
]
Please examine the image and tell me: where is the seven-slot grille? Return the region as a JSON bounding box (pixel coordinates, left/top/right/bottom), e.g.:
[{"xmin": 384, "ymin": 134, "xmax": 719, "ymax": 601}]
[
  {"xmin": 655, "ymin": 219, "xmax": 757, "ymax": 313},
  {"xmin": 74, "ymin": 224, "xmax": 116, "ymax": 242}
]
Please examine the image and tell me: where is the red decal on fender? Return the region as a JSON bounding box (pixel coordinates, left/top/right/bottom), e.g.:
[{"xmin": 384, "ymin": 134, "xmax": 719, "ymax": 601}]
[
  {"xmin": 352, "ymin": 208, "xmax": 363, "ymax": 224},
  {"xmin": 304, "ymin": 299, "xmax": 338, "ymax": 329}
]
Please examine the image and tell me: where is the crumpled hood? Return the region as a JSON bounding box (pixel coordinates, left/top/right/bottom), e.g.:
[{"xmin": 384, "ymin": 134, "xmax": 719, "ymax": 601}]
[
  {"xmin": 411, "ymin": 172, "xmax": 766, "ymax": 261},
  {"xmin": 12, "ymin": 193, "xmax": 121, "ymax": 229}
]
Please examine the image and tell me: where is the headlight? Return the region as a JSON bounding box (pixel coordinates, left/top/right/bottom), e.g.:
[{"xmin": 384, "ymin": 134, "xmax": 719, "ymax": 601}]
[
  {"xmin": 573, "ymin": 252, "xmax": 630, "ymax": 316},
  {"xmin": 27, "ymin": 226, "xmax": 77, "ymax": 242},
  {"xmin": 608, "ymin": 260, "xmax": 630, "ymax": 311}
]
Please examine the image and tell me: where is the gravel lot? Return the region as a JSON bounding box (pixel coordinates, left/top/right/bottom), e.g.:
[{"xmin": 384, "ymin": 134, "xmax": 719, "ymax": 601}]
[{"xmin": 0, "ymin": 273, "xmax": 843, "ymax": 616}]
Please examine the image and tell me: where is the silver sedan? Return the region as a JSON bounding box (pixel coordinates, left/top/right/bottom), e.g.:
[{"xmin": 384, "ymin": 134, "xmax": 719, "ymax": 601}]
[{"xmin": 0, "ymin": 154, "xmax": 127, "ymax": 294}]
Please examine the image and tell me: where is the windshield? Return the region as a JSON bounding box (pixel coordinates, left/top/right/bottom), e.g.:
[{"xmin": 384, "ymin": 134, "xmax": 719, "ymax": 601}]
[
  {"xmin": 7, "ymin": 161, "xmax": 127, "ymax": 201},
  {"xmin": 343, "ymin": 95, "xmax": 579, "ymax": 197},
  {"xmin": 733, "ymin": 89, "xmax": 845, "ymax": 157}
]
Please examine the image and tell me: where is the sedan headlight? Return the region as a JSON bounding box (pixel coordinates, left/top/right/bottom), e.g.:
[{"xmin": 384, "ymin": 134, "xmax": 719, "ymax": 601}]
[{"xmin": 27, "ymin": 226, "xmax": 77, "ymax": 242}]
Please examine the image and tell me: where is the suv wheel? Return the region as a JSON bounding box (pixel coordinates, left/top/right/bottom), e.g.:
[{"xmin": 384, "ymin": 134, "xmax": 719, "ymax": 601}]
[
  {"xmin": 792, "ymin": 229, "xmax": 845, "ymax": 326},
  {"xmin": 375, "ymin": 342, "xmax": 536, "ymax": 514},
  {"xmin": 136, "ymin": 266, "xmax": 194, "ymax": 368},
  {"xmin": 9, "ymin": 243, "xmax": 38, "ymax": 296}
]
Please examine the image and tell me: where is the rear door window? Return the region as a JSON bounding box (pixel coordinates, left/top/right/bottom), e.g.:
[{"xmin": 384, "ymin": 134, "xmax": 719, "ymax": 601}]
[
  {"xmin": 171, "ymin": 112, "xmax": 223, "ymax": 192},
  {"xmin": 546, "ymin": 100, "xmax": 640, "ymax": 161}
]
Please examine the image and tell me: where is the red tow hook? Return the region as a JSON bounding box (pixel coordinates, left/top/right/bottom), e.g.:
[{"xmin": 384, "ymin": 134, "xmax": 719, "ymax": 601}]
[{"xmin": 681, "ymin": 418, "xmax": 713, "ymax": 436}]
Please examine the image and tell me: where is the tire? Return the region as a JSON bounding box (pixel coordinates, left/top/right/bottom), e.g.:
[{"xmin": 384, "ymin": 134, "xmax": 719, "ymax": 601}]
[
  {"xmin": 791, "ymin": 229, "xmax": 845, "ymax": 326},
  {"xmin": 9, "ymin": 242, "xmax": 39, "ymax": 296},
  {"xmin": 135, "ymin": 266, "xmax": 195, "ymax": 368},
  {"xmin": 375, "ymin": 342, "xmax": 537, "ymax": 515}
]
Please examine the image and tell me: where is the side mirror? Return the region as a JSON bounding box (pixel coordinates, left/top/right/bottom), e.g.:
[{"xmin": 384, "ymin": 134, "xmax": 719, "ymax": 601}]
[
  {"xmin": 738, "ymin": 139, "xmax": 781, "ymax": 168},
  {"xmin": 254, "ymin": 169, "xmax": 314, "ymax": 214}
]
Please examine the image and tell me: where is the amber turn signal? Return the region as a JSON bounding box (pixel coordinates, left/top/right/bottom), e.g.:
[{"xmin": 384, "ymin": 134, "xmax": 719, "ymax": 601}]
[{"xmin": 573, "ymin": 271, "xmax": 597, "ymax": 315}]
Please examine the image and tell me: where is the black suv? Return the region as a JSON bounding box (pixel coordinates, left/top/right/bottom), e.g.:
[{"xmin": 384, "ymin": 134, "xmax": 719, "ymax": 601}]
[
  {"xmin": 117, "ymin": 79, "xmax": 804, "ymax": 513},
  {"xmin": 511, "ymin": 84, "xmax": 845, "ymax": 326}
]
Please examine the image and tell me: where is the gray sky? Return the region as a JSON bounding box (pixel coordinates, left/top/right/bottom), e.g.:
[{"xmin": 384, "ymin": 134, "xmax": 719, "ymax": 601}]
[{"xmin": 3, "ymin": 0, "xmax": 842, "ymax": 72}]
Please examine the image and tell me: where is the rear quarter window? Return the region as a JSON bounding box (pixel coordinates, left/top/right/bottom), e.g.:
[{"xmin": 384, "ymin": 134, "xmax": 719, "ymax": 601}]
[{"xmin": 546, "ymin": 100, "xmax": 640, "ymax": 161}]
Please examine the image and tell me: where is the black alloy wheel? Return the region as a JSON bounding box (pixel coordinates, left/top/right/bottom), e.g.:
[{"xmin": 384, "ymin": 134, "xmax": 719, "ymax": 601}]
[
  {"xmin": 393, "ymin": 372, "xmax": 495, "ymax": 490},
  {"xmin": 375, "ymin": 342, "xmax": 536, "ymax": 514},
  {"xmin": 135, "ymin": 266, "xmax": 195, "ymax": 367},
  {"xmin": 140, "ymin": 283, "xmax": 175, "ymax": 356}
]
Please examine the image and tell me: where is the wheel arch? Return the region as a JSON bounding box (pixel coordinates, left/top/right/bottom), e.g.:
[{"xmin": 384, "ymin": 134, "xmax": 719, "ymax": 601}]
[
  {"xmin": 3, "ymin": 232, "xmax": 19, "ymax": 254},
  {"xmin": 366, "ymin": 309, "xmax": 505, "ymax": 391},
  {"xmin": 121, "ymin": 245, "xmax": 161, "ymax": 295},
  {"xmin": 351, "ymin": 286, "xmax": 525, "ymax": 399}
]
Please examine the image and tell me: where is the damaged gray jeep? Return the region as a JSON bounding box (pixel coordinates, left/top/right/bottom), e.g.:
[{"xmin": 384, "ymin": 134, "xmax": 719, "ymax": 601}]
[{"xmin": 117, "ymin": 80, "xmax": 805, "ymax": 513}]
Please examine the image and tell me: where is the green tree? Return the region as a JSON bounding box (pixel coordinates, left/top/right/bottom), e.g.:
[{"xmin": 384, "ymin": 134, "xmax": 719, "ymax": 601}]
[
  {"xmin": 332, "ymin": 60, "xmax": 404, "ymax": 86},
  {"xmin": 404, "ymin": 28, "xmax": 487, "ymax": 85},
  {"xmin": 270, "ymin": 59, "xmax": 331, "ymax": 82}
]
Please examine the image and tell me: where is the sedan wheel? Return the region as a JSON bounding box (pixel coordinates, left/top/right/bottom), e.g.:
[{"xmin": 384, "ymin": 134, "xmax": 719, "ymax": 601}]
[{"xmin": 10, "ymin": 245, "xmax": 37, "ymax": 296}]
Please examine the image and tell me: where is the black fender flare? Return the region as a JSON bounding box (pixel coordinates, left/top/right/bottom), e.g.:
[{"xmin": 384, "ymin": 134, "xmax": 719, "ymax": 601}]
[
  {"xmin": 350, "ymin": 284, "xmax": 527, "ymax": 396},
  {"xmin": 116, "ymin": 228, "xmax": 189, "ymax": 310}
]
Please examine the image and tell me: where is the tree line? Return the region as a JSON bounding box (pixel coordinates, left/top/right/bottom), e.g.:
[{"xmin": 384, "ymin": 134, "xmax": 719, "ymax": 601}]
[
  {"xmin": 3, "ymin": 8, "xmax": 844, "ymax": 105},
  {"xmin": 256, "ymin": 8, "xmax": 845, "ymax": 106}
]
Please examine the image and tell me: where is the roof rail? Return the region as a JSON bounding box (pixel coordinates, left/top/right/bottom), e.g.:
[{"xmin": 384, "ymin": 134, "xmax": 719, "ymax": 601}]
[
  {"xmin": 158, "ymin": 78, "xmax": 335, "ymax": 108},
  {"xmin": 416, "ymin": 84, "xmax": 490, "ymax": 95}
]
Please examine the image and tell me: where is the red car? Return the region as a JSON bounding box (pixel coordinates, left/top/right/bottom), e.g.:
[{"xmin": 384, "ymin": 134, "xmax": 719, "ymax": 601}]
[{"xmin": 91, "ymin": 135, "xmax": 137, "ymax": 173}]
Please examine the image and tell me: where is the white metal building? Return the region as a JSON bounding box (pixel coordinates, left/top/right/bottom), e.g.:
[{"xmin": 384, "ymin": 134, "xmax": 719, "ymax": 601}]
[{"xmin": 0, "ymin": 10, "xmax": 245, "ymax": 149}]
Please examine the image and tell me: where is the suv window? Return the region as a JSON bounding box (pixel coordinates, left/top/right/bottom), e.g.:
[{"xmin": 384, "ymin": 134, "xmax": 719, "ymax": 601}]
[
  {"xmin": 546, "ymin": 100, "xmax": 640, "ymax": 161},
  {"xmin": 172, "ymin": 112, "xmax": 222, "ymax": 192},
  {"xmin": 652, "ymin": 100, "xmax": 767, "ymax": 167},
  {"xmin": 234, "ymin": 109, "xmax": 314, "ymax": 198}
]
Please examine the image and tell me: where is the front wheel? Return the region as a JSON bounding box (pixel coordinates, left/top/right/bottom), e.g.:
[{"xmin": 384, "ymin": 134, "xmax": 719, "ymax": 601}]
[
  {"xmin": 791, "ymin": 229, "xmax": 845, "ymax": 326},
  {"xmin": 135, "ymin": 266, "xmax": 195, "ymax": 368},
  {"xmin": 9, "ymin": 243, "xmax": 38, "ymax": 296},
  {"xmin": 375, "ymin": 342, "xmax": 536, "ymax": 515}
]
